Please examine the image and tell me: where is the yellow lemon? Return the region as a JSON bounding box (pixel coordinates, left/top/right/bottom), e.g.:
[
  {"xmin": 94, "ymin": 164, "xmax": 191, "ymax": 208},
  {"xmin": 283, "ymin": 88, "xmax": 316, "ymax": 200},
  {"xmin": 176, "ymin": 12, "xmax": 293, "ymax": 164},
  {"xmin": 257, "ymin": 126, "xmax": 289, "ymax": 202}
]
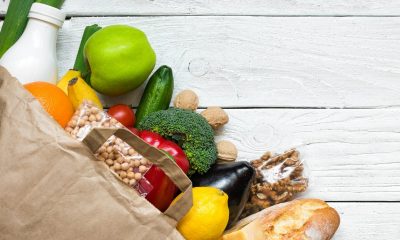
[{"xmin": 172, "ymin": 187, "xmax": 229, "ymax": 240}]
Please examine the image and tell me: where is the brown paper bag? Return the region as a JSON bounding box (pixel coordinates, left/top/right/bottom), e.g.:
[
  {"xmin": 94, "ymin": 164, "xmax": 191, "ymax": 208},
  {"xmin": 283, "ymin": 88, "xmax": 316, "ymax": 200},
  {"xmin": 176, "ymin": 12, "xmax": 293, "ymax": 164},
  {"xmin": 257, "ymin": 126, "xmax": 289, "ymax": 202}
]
[{"xmin": 0, "ymin": 67, "xmax": 192, "ymax": 240}]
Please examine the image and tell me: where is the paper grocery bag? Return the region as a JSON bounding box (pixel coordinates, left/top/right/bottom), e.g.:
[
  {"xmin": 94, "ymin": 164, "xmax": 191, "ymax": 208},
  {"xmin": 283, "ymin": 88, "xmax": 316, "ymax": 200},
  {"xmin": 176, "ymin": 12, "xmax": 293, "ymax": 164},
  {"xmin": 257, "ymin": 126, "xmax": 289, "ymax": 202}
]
[{"xmin": 0, "ymin": 66, "xmax": 192, "ymax": 240}]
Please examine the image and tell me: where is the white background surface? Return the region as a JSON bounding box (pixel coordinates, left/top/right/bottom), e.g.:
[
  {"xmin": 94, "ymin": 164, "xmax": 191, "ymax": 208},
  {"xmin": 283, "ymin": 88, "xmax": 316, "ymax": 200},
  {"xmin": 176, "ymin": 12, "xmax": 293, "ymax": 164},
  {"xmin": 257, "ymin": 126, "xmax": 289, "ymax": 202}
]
[{"xmin": 1, "ymin": 0, "xmax": 400, "ymax": 239}]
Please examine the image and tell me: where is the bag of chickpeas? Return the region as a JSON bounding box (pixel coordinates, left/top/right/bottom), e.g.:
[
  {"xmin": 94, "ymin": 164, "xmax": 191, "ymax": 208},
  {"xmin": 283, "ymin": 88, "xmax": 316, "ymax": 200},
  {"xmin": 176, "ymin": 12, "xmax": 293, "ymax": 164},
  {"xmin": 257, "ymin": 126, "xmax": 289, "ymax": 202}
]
[
  {"xmin": 65, "ymin": 101, "xmax": 154, "ymax": 196},
  {"xmin": 0, "ymin": 67, "xmax": 192, "ymax": 240}
]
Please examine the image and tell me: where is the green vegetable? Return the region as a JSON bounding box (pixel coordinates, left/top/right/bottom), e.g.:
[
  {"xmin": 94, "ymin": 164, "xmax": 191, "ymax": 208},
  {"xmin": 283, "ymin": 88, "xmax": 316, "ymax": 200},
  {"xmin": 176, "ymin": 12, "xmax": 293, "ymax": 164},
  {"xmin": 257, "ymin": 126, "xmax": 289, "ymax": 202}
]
[
  {"xmin": 35, "ymin": 0, "xmax": 65, "ymax": 9},
  {"xmin": 138, "ymin": 108, "xmax": 217, "ymax": 175},
  {"xmin": 135, "ymin": 65, "xmax": 174, "ymax": 126},
  {"xmin": 0, "ymin": 0, "xmax": 35, "ymax": 58},
  {"xmin": 73, "ymin": 24, "xmax": 102, "ymax": 84}
]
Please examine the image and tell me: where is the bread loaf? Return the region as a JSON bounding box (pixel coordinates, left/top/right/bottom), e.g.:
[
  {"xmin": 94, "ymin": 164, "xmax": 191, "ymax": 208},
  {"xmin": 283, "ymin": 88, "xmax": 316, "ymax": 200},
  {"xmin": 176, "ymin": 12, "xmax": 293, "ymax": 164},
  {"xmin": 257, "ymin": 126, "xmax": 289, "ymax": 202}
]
[{"xmin": 223, "ymin": 199, "xmax": 340, "ymax": 240}]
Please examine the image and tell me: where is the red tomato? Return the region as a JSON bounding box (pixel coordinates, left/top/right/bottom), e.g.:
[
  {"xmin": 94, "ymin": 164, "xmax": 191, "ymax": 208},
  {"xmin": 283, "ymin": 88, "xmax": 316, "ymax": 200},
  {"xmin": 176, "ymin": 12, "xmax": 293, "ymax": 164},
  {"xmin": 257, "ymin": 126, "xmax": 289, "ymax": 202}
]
[{"xmin": 108, "ymin": 104, "xmax": 135, "ymax": 127}]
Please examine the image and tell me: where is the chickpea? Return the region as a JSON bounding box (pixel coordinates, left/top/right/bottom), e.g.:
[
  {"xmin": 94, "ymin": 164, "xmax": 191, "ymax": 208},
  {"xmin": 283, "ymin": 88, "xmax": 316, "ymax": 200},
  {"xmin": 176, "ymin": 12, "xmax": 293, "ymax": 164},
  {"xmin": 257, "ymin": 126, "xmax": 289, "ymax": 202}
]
[
  {"xmin": 78, "ymin": 119, "xmax": 86, "ymax": 127},
  {"xmin": 138, "ymin": 165, "xmax": 147, "ymax": 173},
  {"xmin": 70, "ymin": 120, "xmax": 77, "ymax": 128},
  {"xmin": 127, "ymin": 172, "xmax": 135, "ymax": 179},
  {"xmin": 91, "ymin": 107, "xmax": 99, "ymax": 114},
  {"xmin": 129, "ymin": 179, "xmax": 137, "ymax": 186},
  {"xmin": 98, "ymin": 146, "xmax": 106, "ymax": 153},
  {"xmin": 116, "ymin": 157, "xmax": 124, "ymax": 164},
  {"xmin": 121, "ymin": 148, "xmax": 128, "ymax": 155},
  {"xmin": 122, "ymin": 178, "xmax": 130, "ymax": 184},
  {"xmin": 121, "ymin": 162, "xmax": 129, "ymax": 171},
  {"xmin": 89, "ymin": 114, "xmax": 96, "ymax": 122},
  {"xmin": 95, "ymin": 113, "xmax": 102, "ymax": 121},
  {"xmin": 119, "ymin": 171, "xmax": 127, "ymax": 179},
  {"xmin": 105, "ymin": 146, "xmax": 113, "ymax": 154},
  {"xmin": 113, "ymin": 145, "xmax": 120, "ymax": 152},
  {"xmin": 134, "ymin": 160, "xmax": 141, "ymax": 167},
  {"xmin": 134, "ymin": 173, "xmax": 142, "ymax": 180},
  {"xmin": 114, "ymin": 162, "xmax": 121, "ymax": 171},
  {"xmin": 105, "ymin": 159, "xmax": 114, "ymax": 166},
  {"xmin": 128, "ymin": 148, "xmax": 135, "ymax": 155},
  {"xmin": 140, "ymin": 158, "xmax": 148, "ymax": 165},
  {"xmin": 100, "ymin": 152, "xmax": 108, "ymax": 159}
]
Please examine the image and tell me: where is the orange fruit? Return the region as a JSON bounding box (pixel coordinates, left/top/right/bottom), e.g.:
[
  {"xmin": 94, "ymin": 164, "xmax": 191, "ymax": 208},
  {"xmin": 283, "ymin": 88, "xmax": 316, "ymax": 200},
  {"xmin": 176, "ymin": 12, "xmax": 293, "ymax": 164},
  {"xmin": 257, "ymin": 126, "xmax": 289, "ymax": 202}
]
[{"xmin": 24, "ymin": 81, "xmax": 74, "ymax": 128}]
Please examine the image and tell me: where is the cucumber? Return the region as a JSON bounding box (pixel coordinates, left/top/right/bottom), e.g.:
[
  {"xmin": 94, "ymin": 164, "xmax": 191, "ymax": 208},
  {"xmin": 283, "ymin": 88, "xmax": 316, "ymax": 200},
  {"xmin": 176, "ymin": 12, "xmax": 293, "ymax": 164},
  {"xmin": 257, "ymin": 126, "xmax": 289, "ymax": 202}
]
[{"xmin": 135, "ymin": 65, "xmax": 174, "ymax": 126}]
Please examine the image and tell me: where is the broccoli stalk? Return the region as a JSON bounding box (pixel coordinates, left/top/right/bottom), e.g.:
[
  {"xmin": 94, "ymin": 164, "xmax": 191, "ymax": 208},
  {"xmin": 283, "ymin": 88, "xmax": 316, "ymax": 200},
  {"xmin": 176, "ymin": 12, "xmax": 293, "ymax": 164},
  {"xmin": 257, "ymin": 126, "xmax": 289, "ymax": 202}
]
[{"xmin": 138, "ymin": 108, "xmax": 217, "ymax": 175}]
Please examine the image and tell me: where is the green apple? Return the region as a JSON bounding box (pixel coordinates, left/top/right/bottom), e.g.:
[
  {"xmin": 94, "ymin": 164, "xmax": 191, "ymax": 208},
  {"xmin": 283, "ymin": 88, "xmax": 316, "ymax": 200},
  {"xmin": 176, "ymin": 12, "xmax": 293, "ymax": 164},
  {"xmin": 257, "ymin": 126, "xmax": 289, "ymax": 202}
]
[{"xmin": 84, "ymin": 25, "xmax": 156, "ymax": 96}]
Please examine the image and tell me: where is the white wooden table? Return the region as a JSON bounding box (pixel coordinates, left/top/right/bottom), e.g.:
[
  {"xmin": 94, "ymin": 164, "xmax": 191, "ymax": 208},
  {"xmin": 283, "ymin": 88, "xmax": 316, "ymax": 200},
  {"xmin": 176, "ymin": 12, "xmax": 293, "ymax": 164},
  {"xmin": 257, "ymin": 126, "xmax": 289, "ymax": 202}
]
[{"xmin": 2, "ymin": 1, "xmax": 400, "ymax": 239}]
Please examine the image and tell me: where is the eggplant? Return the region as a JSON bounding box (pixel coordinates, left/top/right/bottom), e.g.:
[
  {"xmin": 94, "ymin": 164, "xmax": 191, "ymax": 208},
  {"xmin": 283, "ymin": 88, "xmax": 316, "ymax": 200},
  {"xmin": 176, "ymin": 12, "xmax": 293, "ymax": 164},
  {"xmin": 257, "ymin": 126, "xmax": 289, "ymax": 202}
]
[{"xmin": 190, "ymin": 161, "xmax": 255, "ymax": 228}]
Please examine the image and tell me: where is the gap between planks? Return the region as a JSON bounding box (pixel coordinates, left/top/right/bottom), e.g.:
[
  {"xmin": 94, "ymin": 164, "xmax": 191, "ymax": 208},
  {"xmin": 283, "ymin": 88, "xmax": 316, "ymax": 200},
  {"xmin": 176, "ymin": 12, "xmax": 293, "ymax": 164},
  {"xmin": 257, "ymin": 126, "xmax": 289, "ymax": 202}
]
[
  {"xmin": 55, "ymin": 16, "xmax": 400, "ymax": 109},
  {"xmin": 2, "ymin": 0, "xmax": 400, "ymax": 17},
  {"xmin": 5, "ymin": 15, "xmax": 400, "ymax": 18},
  {"xmin": 3, "ymin": 16, "xmax": 400, "ymax": 109}
]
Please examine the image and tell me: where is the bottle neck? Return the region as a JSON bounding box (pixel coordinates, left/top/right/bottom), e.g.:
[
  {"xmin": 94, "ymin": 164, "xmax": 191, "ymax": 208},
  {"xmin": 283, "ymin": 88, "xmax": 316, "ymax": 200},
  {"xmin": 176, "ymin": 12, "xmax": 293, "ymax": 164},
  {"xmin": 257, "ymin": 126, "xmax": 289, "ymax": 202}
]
[{"xmin": 22, "ymin": 18, "xmax": 59, "ymax": 48}]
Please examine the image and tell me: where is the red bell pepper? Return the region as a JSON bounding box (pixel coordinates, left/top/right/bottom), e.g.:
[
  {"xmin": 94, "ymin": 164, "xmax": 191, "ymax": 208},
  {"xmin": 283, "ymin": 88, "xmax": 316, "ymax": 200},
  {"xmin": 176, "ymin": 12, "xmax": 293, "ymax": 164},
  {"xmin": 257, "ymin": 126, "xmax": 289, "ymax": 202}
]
[{"xmin": 138, "ymin": 130, "xmax": 190, "ymax": 211}]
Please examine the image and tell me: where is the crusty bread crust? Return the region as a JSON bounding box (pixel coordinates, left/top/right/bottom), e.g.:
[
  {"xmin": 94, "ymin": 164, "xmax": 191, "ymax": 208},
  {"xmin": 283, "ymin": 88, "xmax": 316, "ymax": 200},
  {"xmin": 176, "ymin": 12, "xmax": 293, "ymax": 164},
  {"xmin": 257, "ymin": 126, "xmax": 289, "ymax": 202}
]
[{"xmin": 222, "ymin": 199, "xmax": 340, "ymax": 240}]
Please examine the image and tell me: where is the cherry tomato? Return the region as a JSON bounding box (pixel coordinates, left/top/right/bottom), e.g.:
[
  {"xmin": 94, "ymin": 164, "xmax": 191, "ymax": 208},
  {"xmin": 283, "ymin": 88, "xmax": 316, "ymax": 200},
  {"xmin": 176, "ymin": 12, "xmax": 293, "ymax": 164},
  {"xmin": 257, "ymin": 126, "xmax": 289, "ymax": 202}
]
[{"xmin": 108, "ymin": 104, "xmax": 135, "ymax": 127}]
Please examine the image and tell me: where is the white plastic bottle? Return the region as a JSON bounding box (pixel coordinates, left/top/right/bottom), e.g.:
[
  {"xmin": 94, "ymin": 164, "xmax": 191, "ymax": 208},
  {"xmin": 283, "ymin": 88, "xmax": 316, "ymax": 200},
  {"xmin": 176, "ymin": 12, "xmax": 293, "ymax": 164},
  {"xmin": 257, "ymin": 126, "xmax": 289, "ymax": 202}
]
[{"xmin": 0, "ymin": 3, "xmax": 65, "ymax": 84}]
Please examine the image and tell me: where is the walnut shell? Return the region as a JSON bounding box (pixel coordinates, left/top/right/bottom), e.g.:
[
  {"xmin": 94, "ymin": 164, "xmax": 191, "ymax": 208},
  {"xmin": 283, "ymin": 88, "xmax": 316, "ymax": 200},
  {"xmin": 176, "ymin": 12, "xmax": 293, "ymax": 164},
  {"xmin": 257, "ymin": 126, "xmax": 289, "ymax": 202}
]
[
  {"xmin": 200, "ymin": 106, "xmax": 229, "ymax": 129},
  {"xmin": 217, "ymin": 140, "xmax": 238, "ymax": 162},
  {"xmin": 173, "ymin": 89, "xmax": 199, "ymax": 111}
]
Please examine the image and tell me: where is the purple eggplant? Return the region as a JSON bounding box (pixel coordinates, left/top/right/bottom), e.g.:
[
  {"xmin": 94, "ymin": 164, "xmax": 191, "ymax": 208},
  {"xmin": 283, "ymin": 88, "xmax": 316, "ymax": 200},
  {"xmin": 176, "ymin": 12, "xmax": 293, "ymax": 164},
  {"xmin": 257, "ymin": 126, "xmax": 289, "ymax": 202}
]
[{"xmin": 190, "ymin": 161, "xmax": 255, "ymax": 228}]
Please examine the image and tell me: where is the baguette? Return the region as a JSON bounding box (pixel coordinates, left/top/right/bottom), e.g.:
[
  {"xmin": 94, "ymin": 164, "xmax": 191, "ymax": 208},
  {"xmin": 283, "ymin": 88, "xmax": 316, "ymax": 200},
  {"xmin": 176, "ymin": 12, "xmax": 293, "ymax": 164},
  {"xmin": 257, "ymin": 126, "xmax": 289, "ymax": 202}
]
[{"xmin": 222, "ymin": 199, "xmax": 340, "ymax": 240}]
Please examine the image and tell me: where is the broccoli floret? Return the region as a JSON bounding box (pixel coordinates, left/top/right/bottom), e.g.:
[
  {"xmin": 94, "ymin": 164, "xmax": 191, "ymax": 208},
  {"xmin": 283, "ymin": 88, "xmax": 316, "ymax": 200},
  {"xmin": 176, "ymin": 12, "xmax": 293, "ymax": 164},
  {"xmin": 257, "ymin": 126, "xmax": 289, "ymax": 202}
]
[{"xmin": 138, "ymin": 108, "xmax": 217, "ymax": 175}]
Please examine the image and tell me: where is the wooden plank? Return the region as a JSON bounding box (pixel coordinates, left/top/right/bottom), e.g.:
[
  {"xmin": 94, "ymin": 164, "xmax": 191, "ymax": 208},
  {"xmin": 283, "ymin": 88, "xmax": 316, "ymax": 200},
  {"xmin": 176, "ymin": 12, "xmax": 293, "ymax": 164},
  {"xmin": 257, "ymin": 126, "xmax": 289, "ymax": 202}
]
[
  {"xmin": 213, "ymin": 109, "xmax": 400, "ymax": 201},
  {"xmin": 328, "ymin": 202, "xmax": 400, "ymax": 239},
  {"xmin": 2, "ymin": 0, "xmax": 400, "ymax": 16},
  {"xmin": 55, "ymin": 16, "xmax": 400, "ymax": 108}
]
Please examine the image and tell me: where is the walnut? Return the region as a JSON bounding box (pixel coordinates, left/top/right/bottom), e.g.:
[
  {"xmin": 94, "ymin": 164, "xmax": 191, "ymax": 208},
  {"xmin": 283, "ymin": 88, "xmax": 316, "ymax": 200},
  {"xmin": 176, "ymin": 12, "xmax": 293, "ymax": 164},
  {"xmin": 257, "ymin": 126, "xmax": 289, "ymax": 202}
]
[
  {"xmin": 200, "ymin": 106, "xmax": 229, "ymax": 129},
  {"xmin": 216, "ymin": 140, "xmax": 238, "ymax": 162},
  {"xmin": 173, "ymin": 89, "xmax": 199, "ymax": 111},
  {"xmin": 240, "ymin": 148, "xmax": 308, "ymax": 219}
]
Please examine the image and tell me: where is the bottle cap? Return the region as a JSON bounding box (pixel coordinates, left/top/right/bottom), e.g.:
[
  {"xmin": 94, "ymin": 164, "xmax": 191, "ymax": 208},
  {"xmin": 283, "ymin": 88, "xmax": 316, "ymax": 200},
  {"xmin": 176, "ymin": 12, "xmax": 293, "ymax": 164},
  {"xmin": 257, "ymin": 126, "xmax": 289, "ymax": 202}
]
[{"xmin": 29, "ymin": 3, "xmax": 66, "ymax": 28}]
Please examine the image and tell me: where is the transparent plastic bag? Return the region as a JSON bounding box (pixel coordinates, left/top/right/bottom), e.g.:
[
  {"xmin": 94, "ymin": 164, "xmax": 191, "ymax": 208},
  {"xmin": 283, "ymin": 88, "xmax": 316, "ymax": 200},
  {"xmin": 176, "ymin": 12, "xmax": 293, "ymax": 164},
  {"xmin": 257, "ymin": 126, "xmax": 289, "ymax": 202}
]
[
  {"xmin": 241, "ymin": 149, "xmax": 309, "ymax": 218},
  {"xmin": 65, "ymin": 101, "xmax": 153, "ymax": 196}
]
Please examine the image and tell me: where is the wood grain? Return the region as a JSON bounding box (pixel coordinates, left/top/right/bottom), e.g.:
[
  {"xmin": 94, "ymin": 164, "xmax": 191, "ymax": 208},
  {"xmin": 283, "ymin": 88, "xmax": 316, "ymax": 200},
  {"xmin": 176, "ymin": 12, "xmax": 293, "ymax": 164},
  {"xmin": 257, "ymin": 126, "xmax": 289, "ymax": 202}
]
[
  {"xmin": 1, "ymin": 1, "xmax": 399, "ymax": 239},
  {"xmin": 2, "ymin": 0, "xmax": 400, "ymax": 16},
  {"xmin": 55, "ymin": 16, "xmax": 400, "ymax": 108},
  {"xmin": 213, "ymin": 109, "xmax": 400, "ymax": 201},
  {"xmin": 329, "ymin": 202, "xmax": 400, "ymax": 239}
]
